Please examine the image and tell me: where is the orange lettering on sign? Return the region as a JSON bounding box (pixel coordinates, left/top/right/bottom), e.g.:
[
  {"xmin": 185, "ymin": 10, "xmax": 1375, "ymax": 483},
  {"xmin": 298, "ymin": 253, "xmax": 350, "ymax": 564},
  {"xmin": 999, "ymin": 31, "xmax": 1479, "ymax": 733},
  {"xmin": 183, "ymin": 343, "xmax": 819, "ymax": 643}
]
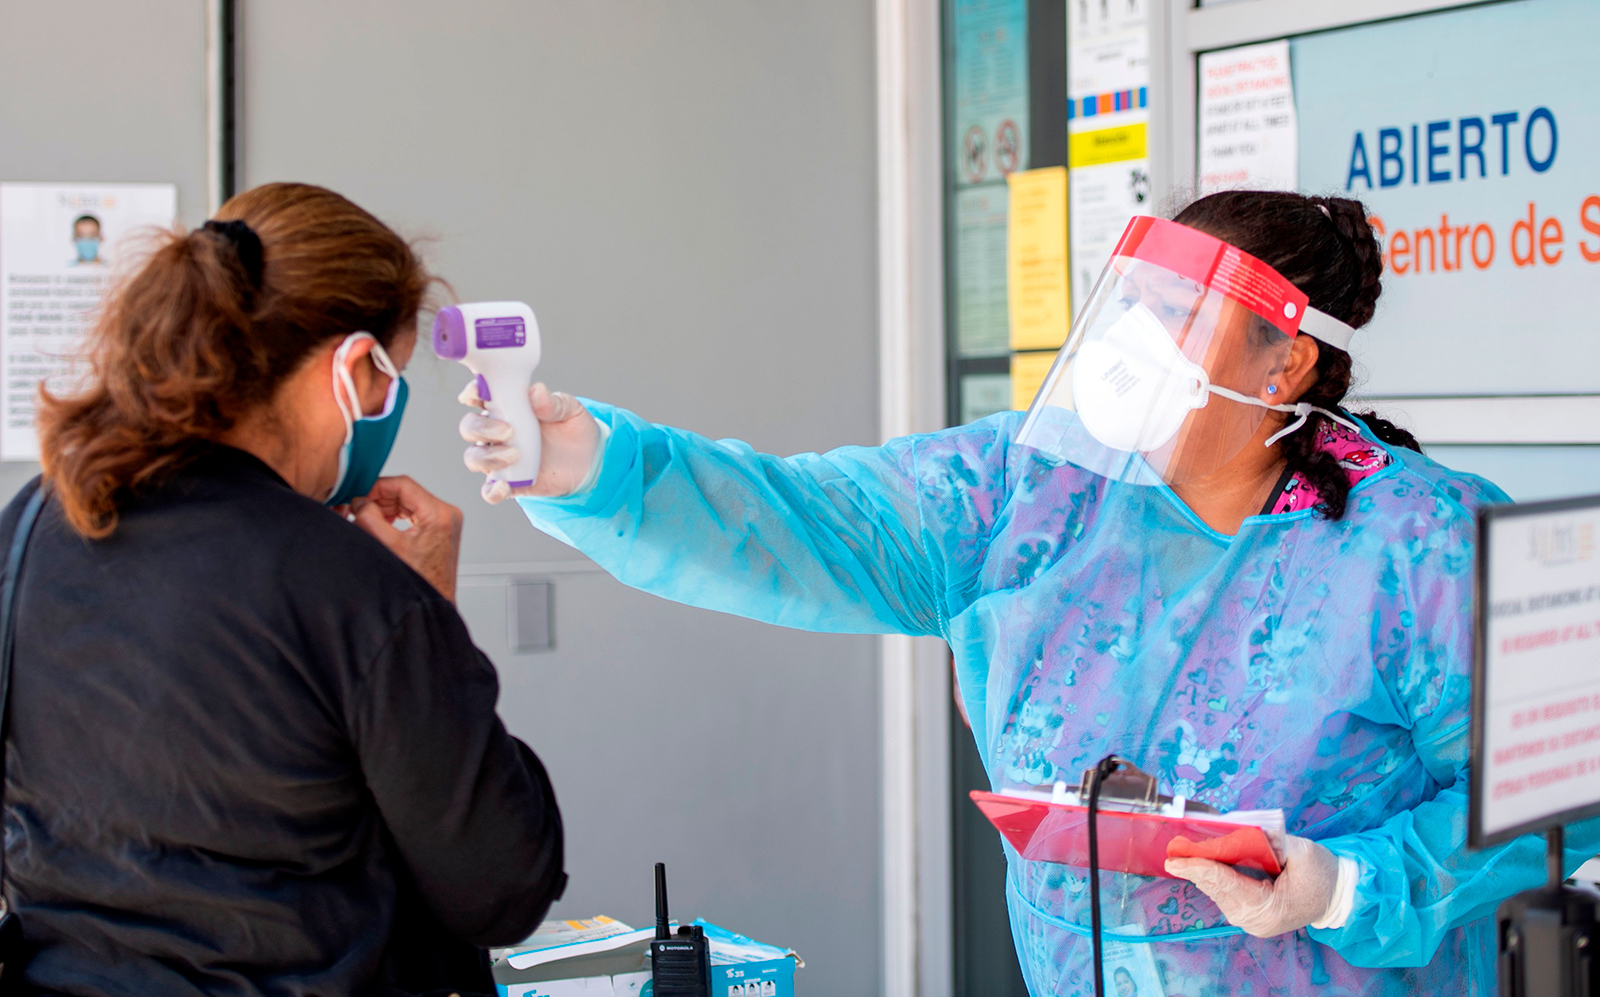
[
  {"xmin": 1540, "ymin": 216, "xmax": 1565, "ymax": 265},
  {"xmin": 1471, "ymin": 224, "xmax": 1495, "ymax": 269},
  {"xmin": 1512, "ymin": 202, "xmax": 1537, "ymax": 267},
  {"xmin": 1581, "ymin": 196, "xmax": 1600, "ymax": 263},
  {"xmin": 1414, "ymin": 226, "xmax": 1437, "ymax": 273},
  {"xmin": 1391, "ymin": 228, "xmax": 1411, "ymax": 274}
]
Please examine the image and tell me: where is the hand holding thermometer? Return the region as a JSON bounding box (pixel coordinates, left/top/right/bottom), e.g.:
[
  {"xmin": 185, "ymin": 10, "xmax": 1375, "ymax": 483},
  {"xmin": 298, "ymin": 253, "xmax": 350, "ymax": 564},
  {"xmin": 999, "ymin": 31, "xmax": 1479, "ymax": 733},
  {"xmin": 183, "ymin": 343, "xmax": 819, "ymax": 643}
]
[{"xmin": 432, "ymin": 301, "xmax": 543, "ymax": 489}]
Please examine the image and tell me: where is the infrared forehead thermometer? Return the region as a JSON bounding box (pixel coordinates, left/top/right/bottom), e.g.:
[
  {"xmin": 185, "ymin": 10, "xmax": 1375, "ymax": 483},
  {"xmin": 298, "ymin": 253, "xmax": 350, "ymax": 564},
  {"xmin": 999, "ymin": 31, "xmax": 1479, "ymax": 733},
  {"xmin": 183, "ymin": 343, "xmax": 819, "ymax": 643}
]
[{"xmin": 432, "ymin": 301, "xmax": 542, "ymax": 489}]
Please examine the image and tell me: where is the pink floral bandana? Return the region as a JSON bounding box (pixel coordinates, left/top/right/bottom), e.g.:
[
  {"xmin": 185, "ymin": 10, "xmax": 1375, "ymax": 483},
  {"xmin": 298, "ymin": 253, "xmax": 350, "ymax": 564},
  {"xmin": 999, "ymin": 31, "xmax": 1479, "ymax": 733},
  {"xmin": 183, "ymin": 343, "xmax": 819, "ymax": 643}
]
[{"xmin": 1269, "ymin": 420, "xmax": 1393, "ymax": 515}]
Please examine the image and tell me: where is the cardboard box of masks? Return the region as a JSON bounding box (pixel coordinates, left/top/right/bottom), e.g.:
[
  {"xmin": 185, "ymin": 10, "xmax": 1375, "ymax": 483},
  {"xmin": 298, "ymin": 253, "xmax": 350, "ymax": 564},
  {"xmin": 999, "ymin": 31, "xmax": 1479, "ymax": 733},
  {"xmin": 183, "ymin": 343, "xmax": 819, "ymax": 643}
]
[{"xmin": 493, "ymin": 916, "xmax": 802, "ymax": 997}]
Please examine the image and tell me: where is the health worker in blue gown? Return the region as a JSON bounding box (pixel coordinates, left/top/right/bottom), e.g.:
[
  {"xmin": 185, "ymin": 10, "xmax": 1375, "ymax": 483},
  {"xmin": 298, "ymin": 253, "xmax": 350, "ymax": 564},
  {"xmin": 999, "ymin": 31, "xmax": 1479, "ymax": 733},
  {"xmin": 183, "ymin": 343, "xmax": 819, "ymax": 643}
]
[{"xmin": 457, "ymin": 190, "xmax": 1598, "ymax": 995}]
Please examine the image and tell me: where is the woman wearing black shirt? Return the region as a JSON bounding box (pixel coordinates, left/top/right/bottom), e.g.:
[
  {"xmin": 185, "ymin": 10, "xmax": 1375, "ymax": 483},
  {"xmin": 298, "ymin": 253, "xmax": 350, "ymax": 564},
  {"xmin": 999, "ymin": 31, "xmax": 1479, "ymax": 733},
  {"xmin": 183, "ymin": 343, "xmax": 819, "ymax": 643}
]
[{"xmin": 0, "ymin": 182, "xmax": 564, "ymax": 995}]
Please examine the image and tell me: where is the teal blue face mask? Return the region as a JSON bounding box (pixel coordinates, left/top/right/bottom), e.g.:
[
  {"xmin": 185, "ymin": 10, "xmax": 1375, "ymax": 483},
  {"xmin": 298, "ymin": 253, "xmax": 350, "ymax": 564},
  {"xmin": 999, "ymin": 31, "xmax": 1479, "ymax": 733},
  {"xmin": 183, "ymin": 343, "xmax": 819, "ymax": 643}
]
[
  {"xmin": 326, "ymin": 332, "xmax": 408, "ymax": 507},
  {"xmin": 74, "ymin": 237, "xmax": 100, "ymax": 262}
]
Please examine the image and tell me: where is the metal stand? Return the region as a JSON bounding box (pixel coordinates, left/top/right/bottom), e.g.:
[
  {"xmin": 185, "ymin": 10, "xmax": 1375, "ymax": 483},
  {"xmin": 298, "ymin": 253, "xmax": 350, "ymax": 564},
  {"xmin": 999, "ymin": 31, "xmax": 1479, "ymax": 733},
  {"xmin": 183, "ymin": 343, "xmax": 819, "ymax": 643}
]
[{"xmin": 1498, "ymin": 826, "xmax": 1600, "ymax": 997}]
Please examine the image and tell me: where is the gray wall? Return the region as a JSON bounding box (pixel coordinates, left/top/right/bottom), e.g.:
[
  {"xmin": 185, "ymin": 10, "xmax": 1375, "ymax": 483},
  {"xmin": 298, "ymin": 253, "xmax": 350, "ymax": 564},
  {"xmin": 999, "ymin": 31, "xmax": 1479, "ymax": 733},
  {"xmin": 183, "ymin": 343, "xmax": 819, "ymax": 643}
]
[
  {"xmin": 0, "ymin": 0, "xmax": 211, "ymax": 498},
  {"xmin": 239, "ymin": 2, "xmax": 883, "ymax": 991}
]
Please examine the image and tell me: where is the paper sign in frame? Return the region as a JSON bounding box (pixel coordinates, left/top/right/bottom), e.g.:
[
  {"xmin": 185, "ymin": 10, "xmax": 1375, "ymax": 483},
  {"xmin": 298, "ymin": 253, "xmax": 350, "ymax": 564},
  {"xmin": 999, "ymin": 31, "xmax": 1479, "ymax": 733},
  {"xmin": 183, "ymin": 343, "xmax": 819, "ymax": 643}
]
[{"xmin": 1470, "ymin": 491, "xmax": 1600, "ymax": 849}]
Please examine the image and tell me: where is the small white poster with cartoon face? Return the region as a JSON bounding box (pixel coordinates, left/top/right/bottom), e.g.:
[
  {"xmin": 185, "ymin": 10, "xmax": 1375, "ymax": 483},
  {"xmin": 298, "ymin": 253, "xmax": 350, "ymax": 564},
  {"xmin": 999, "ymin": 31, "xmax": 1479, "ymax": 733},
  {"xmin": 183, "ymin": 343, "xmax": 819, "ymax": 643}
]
[{"xmin": 0, "ymin": 181, "xmax": 177, "ymax": 460}]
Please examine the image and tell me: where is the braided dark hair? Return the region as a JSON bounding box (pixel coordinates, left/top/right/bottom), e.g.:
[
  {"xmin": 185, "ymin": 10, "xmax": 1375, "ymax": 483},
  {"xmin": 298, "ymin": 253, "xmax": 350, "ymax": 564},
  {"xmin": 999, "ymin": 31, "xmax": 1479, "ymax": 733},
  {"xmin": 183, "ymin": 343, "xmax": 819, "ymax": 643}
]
[{"xmin": 1172, "ymin": 190, "xmax": 1421, "ymax": 521}]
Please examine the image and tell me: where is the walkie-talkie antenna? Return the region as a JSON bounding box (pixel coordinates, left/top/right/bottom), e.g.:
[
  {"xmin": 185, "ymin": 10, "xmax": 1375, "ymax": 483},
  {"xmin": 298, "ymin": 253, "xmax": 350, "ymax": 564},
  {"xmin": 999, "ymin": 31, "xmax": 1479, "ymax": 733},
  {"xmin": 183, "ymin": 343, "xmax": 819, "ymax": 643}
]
[
  {"xmin": 649, "ymin": 860, "xmax": 709, "ymax": 996},
  {"xmin": 654, "ymin": 862, "xmax": 670, "ymax": 940}
]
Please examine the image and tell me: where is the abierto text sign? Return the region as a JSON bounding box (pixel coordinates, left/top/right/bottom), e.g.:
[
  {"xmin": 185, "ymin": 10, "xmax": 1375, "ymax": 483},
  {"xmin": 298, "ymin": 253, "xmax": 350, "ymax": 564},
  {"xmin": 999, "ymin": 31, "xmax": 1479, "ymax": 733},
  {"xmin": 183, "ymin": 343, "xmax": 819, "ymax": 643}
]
[
  {"xmin": 1295, "ymin": 0, "xmax": 1600, "ymax": 396},
  {"xmin": 1474, "ymin": 494, "xmax": 1600, "ymax": 846}
]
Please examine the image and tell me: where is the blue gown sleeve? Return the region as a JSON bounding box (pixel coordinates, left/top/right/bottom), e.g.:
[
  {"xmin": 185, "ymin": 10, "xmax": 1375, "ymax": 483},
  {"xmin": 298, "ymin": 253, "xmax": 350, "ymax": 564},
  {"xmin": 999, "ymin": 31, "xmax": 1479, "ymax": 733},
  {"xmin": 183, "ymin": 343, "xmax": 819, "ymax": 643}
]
[
  {"xmin": 1308, "ymin": 473, "xmax": 1600, "ymax": 967},
  {"xmin": 515, "ymin": 401, "xmax": 1015, "ymax": 638}
]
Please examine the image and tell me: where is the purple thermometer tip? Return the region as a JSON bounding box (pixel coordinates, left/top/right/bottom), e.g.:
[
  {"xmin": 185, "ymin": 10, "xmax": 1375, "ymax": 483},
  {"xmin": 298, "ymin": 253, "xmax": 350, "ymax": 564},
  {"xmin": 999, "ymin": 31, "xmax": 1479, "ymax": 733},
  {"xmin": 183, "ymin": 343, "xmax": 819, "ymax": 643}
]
[{"xmin": 432, "ymin": 306, "xmax": 467, "ymax": 360}]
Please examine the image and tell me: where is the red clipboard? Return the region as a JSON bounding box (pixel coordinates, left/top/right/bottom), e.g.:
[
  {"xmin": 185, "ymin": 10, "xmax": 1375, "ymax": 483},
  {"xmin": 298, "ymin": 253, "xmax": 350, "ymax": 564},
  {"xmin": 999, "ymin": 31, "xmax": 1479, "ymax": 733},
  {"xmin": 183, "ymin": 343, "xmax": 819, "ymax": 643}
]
[{"xmin": 970, "ymin": 790, "xmax": 1283, "ymax": 879}]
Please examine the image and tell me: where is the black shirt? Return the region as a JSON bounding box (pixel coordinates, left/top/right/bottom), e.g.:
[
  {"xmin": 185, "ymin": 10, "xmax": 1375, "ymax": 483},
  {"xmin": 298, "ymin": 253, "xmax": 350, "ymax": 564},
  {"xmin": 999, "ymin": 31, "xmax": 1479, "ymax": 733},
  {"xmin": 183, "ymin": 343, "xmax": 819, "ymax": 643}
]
[{"xmin": 0, "ymin": 446, "xmax": 563, "ymax": 996}]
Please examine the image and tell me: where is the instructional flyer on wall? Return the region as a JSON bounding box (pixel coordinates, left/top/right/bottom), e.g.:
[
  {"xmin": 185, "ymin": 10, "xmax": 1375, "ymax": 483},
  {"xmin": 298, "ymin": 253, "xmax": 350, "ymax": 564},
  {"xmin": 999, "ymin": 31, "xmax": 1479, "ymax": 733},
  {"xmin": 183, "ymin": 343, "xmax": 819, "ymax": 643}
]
[
  {"xmin": 1198, "ymin": 40, "xmax": 1298, "ymax": 193},
  {"xmin": 951, "ymin": 0, "xmax": 1028, "ymax": 187},
  {"xmin": 1006, "ymin": 166, "xmax": 1070, "ymax": 352},
  {"xmin": 0, "ymin": 182, "xmax": 176, "ymax": 461},
  {"xmin": 1067, "ymin": 0, "xmax": 1150, "ymax": 313},
  {"xmin": 954, "ymin": 185, "xmax": 1010, "ymax": 357}
]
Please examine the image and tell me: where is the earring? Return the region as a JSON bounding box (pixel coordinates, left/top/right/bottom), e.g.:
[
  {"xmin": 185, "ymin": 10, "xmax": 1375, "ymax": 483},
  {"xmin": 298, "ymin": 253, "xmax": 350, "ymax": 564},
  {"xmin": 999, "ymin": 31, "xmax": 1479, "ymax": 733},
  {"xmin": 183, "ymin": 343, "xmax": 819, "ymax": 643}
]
[{"xmin": 1267, "ymin": 385, "xmax": 1278, "ymax": 395}]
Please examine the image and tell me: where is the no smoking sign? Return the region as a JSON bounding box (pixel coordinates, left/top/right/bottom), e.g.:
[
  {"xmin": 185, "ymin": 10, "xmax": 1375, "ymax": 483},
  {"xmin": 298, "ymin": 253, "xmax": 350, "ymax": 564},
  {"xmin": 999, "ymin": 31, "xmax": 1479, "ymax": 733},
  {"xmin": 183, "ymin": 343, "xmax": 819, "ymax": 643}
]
[
  {"xmin": 995, "ymin": 119, "xmax": 1020, "ymax": 175},
  {"xmin": 963, "ymin": 126, "xmax": 988, "ymax": 183}
]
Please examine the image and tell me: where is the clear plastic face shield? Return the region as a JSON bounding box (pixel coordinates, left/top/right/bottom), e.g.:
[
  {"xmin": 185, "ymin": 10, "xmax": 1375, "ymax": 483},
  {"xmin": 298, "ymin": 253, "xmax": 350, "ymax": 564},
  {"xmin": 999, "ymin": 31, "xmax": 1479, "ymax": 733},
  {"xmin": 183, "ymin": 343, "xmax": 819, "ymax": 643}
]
[{"xmin": 1014, "ymin": 216, "xmax": 1358, "ymax": 486}]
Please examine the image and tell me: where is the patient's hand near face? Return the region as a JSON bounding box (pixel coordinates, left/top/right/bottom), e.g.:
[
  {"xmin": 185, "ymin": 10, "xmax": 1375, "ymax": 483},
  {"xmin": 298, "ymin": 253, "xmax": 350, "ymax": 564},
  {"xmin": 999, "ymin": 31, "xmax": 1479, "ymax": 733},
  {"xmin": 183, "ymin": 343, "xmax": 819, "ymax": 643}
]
[{"xmin": 346, "ymin": 476, "xmax": 464, "ymax": 603}]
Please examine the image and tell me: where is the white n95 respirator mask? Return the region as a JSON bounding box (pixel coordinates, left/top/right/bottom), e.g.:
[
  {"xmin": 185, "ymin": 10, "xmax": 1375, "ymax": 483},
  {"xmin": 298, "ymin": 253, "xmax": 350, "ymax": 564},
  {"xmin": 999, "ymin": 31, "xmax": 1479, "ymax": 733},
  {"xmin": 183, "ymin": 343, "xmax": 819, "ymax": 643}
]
[{"xmin": 1071, "ymin": 303, "xmax": 1209, "ymax": 454}]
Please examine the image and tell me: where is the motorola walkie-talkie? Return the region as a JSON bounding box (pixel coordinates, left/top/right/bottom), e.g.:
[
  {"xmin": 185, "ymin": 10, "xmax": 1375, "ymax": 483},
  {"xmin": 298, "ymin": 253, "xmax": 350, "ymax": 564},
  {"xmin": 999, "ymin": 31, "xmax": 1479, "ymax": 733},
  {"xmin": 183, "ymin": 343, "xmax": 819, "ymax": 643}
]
[{"xmin": 650, "ymin": 862, "xmax": 710, "ymax": 997}]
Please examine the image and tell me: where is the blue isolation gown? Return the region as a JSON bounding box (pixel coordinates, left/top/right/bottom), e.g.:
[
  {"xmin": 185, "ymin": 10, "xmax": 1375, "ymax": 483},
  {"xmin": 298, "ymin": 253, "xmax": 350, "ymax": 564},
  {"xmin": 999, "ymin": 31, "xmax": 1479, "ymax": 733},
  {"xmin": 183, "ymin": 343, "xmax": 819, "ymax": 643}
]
[{"xmin": 517, "ymin": 402, "xmax": 1599, "ymax": 996}]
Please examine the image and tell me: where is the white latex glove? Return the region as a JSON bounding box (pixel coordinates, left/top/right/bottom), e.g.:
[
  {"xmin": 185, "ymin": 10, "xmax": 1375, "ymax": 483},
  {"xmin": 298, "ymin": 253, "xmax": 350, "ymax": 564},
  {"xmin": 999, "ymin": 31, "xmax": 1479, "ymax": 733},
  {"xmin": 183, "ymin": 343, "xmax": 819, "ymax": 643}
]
[
  {"xmin": 458, "ymin": 380, "xmax": 603, "ymax": 504},
  {"xmin": 1164, "ymin": 836, "xmax": 1356, "ymax": 938}
]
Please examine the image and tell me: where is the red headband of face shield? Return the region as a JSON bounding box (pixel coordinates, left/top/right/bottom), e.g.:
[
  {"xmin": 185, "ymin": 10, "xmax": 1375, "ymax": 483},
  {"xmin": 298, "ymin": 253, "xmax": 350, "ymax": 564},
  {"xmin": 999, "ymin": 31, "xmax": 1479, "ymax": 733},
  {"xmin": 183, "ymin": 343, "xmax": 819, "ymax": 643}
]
[{"xmin": 1117, "ymin": 216, "xmax": 1308, "ymax": 335}]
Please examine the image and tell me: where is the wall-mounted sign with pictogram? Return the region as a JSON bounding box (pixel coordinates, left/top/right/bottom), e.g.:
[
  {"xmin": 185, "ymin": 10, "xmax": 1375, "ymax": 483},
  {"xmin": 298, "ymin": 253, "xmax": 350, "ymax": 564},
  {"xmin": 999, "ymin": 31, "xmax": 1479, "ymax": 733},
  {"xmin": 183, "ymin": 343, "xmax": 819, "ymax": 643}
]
[
  {"xmin": 963, "ymin": 126, "xmax": 988, "ymax": 183},
  {"xmin": 950, "ymin": 0, "xmax": 1028, "ymax": 188},
  {"xmin": 994, "ymin": 120, "xmax": 1020, "ymax": 175}
]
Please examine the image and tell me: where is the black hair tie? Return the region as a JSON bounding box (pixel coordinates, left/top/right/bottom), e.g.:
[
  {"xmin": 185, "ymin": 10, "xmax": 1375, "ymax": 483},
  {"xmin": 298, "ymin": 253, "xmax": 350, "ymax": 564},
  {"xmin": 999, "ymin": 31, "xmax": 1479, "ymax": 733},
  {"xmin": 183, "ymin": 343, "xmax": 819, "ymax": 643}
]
[{"xmin": 201, "ymin": 219, "xmax": 265, "ymax": 290}]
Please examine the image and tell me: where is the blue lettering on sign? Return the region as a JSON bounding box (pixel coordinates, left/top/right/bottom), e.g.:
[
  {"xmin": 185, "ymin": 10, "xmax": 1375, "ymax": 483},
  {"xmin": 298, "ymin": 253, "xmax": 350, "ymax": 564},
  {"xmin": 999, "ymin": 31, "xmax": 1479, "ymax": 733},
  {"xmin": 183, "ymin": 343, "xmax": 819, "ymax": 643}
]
[
  {"xmin": 1410, "ymin": 124, "xmax": 1419, "ymax": 185},
  {"xmin": 1426, "ymin": 121, "xmax": 1451, "ymax": 183},
  {"xmin": 1458, "ymin": 117, "xmax": 1486, "ymax": 179},
  {"xmin": 1526, "ymin": 107, "xmax": 1558, "ymax": 173},
  {"xmin": 1378, "ymin": 128, "xmax": 1405, "ymax": 187},
  {"xmin": 1344, "ymin": 108, "xmax": 1559, "ymax": 190},
  {"xmin": 1346, "ymin": 133, "xmax": 1372, "ymax": 189},
  {"xmin": 1492, "ymin": 112, "xmax": 1520, "ymax": 175}
]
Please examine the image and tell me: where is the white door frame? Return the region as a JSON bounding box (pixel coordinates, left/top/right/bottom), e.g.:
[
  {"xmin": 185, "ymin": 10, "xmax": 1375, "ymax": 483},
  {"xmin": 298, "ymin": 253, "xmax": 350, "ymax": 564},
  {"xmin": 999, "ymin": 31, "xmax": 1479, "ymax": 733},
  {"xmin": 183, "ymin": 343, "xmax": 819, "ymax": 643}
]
[
  {"xmin": 205, "ymin": 0, "xmax": 226, "ymax": 215},
  {"xmin": 876, "ymin": 0, "xmax": 953, "ymax": 994}
]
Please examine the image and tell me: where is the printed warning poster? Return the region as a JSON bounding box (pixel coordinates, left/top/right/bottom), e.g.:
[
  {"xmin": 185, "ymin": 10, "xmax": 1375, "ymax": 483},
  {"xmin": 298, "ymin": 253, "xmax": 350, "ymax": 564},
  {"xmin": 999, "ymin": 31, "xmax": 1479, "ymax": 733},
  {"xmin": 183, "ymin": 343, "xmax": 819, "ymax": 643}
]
[
  {"xmin": 1067, "ymin": 0, "xmax": 1150, "ymax": 314},
  {"xmin": 1198, "ymin": 40, "xmax": 1298, "ymax": 193},
  {"xmin": 0, "ymin": 182, "xmax": 177, "ymax": 460},
  {"xmin": 954, "ymin": 185, "xmax": 1010, "ymax": 357},
  {"xmin": 951, "ymin": 0, "xmax": 1028, "ymax": 187},
  {"xmin": 1478, "ymin": 500, "xmax": 1600, "ymax": 842},
  {"xmin": 1008, "ymin": 349, "xmax": 1056, "ymax": 413},
  {"xmin": 1006, "ymin": 166, "xmax": 1070, "ymax": 352}
]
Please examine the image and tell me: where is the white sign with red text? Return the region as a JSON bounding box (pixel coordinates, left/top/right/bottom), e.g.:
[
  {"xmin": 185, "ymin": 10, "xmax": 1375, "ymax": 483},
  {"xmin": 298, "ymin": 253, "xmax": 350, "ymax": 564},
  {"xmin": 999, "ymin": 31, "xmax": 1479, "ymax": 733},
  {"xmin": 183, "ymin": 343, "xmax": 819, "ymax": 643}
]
[
  {"xmin": 1481, "ymin": 499, "xmax": 1600, "ymax": 839},
  {"xmin": 1198, "ymin": 40, "xmax": 1297, "ymax": 194}
]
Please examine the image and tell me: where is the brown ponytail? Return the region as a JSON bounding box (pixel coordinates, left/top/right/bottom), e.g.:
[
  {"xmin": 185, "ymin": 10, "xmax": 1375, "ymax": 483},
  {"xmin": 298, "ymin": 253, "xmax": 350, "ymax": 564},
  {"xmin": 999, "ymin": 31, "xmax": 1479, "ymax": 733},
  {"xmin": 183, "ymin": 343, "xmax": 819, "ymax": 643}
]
[{"xmin": 37, "ymin": 182, "xmax": 431, "ymax": 538}]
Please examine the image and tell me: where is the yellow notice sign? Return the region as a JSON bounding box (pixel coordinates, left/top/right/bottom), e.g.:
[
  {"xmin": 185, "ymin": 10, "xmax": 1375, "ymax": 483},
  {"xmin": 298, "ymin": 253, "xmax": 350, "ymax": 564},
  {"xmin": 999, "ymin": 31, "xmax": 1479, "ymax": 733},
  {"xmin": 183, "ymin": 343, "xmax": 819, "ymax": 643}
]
[
  {"xmin": 1010, "ymin": 350, "xmax": 1058, "ymax": 411},
  {"xmin": 1006, "ymin": 166, "xmax": 1070, "ymax": 352},
  {"xmin": 1068, "ymin": 122, "xmax": 1148, "ymax": 168}
]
